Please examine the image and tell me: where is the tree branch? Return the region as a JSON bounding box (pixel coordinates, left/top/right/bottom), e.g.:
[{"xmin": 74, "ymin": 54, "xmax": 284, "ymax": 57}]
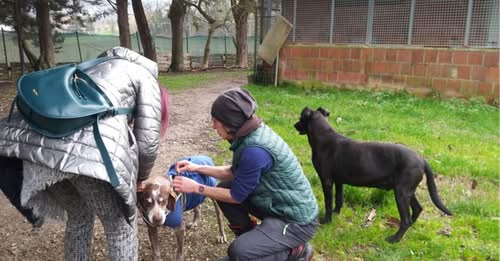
[
  {"xmin": 183, "ymin": 0, "xmax": 216, "ymax": 24},
  {"xmin": 105, "ymin": 0, "xmax": 117, "ymax": 11}
]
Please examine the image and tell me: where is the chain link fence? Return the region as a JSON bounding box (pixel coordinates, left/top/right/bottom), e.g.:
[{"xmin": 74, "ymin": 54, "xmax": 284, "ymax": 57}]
[
  {"xmin": 281, "ymin": 0, "xmax": 499, "ymax": 48},
  {"xmin": 0, "ymin": 29, "xmax": 257, "ymax": 79},
  {"xmin": 0, "ymin": 29, "xmax": 256, "ymax": 64}
]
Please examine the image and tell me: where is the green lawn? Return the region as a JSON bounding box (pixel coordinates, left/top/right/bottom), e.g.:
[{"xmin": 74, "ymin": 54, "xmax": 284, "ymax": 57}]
[
  {"xmin": 244, "ymin": 84, "xmax": 499, "ymax": 261},
  {"xmin": 162, "ymin": 72, "xmax": 499, "ymax": 260},
  {"xmin": 159, "ymin": 70, "xmax": 248, "ymax": 92}
]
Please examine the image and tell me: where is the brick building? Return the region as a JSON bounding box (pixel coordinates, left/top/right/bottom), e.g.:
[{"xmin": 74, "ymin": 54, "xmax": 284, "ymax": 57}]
[{"xmin": 271, "ymin": 0, "xmax": 499, "ymax": 103}]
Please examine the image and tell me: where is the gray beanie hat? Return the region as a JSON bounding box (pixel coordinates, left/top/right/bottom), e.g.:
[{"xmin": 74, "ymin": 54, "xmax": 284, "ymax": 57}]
[{"xmin": 211, "ymin": 88, "xmax": 257, "ymax": 133}]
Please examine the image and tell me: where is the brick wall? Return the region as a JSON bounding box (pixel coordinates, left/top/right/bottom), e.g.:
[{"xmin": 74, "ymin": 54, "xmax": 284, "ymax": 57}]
[{"xmin": 279, "ymin": 44, "xmax": 499, "ymax": 104}]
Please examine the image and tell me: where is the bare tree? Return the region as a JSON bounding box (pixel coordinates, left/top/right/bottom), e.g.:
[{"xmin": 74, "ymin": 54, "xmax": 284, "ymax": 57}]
[
  {"xmin": 35, "ymin": 0, "xmax": 55, "ymax": 68},
  {"xmin": 11, "ymin": 0, "xmax": 27, "ymax": 72},
  {"xmin": 185, "ymin": 0, "xmax": 230, "ymax": 69},
  {"xmin": 9, "ymin": 0, "xmax": 54, "ymax": 70},
  {"xmin": 230, "ymin": 0, "xmax": 254, "ymax": 68},
  {"xmin": 149, "ymin": 2, "xmax": 170, "ymax": 37},
  {"xmin": 107, "ymin": 0, "xmax": 132, "ymax": 48},
  {"xmin": 2, "ymin": 0, "xmax": 97, "ymax": 70},
  {"xmin": 168, "ymin": 0, "xmax": 187, "ymax": 72},
  {"xmin": 131, "ymin": 0, "xmax": 157, "ymax": 61}
]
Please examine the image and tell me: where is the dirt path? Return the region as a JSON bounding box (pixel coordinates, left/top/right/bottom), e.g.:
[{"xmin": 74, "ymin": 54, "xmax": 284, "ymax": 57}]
[{"xmin": 0, "ymin": 76, "xmax": 247, "ymax": 261}]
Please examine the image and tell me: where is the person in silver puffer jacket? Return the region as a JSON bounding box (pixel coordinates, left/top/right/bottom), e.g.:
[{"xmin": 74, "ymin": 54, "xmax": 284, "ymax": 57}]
[{"xmin": 0, "ymin": 47, "xmax": 167, "ymax": 260}]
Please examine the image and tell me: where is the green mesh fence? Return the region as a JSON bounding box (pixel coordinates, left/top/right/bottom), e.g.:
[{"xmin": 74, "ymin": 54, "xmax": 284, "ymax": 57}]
[{"xmin": 0, "ymin": 30, "xmax": 256, "ymax": 64}]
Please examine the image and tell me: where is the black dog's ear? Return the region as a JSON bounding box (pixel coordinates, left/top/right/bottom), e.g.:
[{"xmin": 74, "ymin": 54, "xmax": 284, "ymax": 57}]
[
  {"xmin": 301, "ymin": 107, "xmax": 313, "ymax": 119},
  {"xmin": 317, "ymin": 107, "xmax": 330, "ymax": 117}
]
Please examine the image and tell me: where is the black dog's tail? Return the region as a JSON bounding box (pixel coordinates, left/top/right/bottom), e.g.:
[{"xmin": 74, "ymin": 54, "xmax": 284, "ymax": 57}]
[
  {"xmin": 0, "ymin": 156, "xmax": 44, "ymax": 227},
  {"xmin": 424, "ymin": 160, "xmax": 453, "ymax": 216}
]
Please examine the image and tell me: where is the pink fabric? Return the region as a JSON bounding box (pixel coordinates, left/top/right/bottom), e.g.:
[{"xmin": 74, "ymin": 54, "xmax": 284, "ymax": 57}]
[{"xmin": 160, "ymin": 87, "xmax": 169, "ymax": 138}]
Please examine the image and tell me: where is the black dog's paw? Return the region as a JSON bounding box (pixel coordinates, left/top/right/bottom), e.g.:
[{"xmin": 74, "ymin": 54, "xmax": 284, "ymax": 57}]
[
  {"xmin": 385, "ymin": 234, "xmax": 401, "ymax": 243},
  {"xmin": 319, "ymin": 216, "xmax": 332, "ymax": 224}
]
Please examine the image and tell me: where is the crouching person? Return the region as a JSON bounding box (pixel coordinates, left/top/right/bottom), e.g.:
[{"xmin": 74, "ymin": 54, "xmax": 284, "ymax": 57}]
[{"xmin": 172, "ymin": 88, "xmax": 318, "ymax": 261}]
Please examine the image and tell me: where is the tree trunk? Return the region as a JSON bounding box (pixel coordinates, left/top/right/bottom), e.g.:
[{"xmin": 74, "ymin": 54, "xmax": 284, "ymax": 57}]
[
  {"xmin": 22, "ymin": 39, "xmax": 39, "ymax": 69},
  {"xmin": 234, "ymin": 16, "xmax": 248, "ymax": 68},
  {"xmin": 117, "ymin": 0, "xmax": 131, "ymax": 48},
  {"xmin": 168, "ymin": 0, "xmax": 186, "ymax": 72},
  {"xmin": 231, "ymin": 0, "xmax": 251, "ymax": 68},
  {"xmin": 14, "ymin": 0, "xmax": 27, "ymax": 73},
  {"xmin": 35, "ymin": 0, "xmax": 55, "ymax": 69},
  {"xmin": 202, "ymin": 27, "xmax": 215, "ymax": 70},
  {"xmin": 131, "ymin": 0, "xmax": 157, "ymax": 62}
]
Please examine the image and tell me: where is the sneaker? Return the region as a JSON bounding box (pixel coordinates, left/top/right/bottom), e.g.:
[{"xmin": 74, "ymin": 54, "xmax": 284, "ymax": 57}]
[{"xmin": 288, "ymin": 242, "xmax": 314, "ymax": 261}]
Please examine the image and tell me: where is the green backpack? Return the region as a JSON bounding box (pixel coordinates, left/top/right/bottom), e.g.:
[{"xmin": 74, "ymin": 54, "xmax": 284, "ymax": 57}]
[{"xmin": 8, "ymin": 57, "xmax": 133, "ymax": 187}]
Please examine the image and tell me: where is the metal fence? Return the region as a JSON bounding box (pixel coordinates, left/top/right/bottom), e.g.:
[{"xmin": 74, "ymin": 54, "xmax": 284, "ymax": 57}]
[
  {"xmin": 0, "ymin": 29, "xmax": 256, "ymax": 64},
  {"xmin": 252, "ymin": 0, "xmax": 282, "ymax": 84},
  {"xmin": 281, "ymin": 0, "xmax": 499, "ymax": 48}
]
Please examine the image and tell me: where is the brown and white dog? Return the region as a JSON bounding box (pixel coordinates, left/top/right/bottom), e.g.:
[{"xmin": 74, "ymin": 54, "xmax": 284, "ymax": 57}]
[{"xmin": 137, "ymin": 175, "xmax": 227, "ymax": 261}]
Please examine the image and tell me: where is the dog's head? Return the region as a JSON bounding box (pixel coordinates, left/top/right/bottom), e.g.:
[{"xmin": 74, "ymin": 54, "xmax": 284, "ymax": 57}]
[
  {"xmin": 137, "ymin": 175, "xmax": 178, "ymax": 226},
  {"xmin": 294, "ymin": 107, "xmax": 330, "ymax": 135}
]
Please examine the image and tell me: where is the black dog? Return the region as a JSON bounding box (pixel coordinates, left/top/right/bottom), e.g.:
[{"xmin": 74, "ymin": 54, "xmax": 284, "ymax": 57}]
[{"xmin": 294, "ymin": 107, "xmax": 452, "ymax": 243}]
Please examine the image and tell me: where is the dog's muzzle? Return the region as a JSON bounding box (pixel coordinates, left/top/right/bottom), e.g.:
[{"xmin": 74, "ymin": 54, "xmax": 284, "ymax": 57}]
[{"xmin": 294, "ymin": 121, "xmax": 307, "ymax": 135}]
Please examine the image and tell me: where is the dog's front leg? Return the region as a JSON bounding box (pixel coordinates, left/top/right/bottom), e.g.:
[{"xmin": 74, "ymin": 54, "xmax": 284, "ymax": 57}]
[
  {"xmin": 174, "ymin": 222, "xmax": 186, "ymax": 261},
  {"xmin": 186, "ymin": 206, "xmax": 200, "ymax": 229},
  {"xmin": 334, "ymin": 183, "xmax": 344, "ymax": 214},
  {"xmin": 320, "ymin": 180, "xmax": 334, "ymax": 224},
  {"xmin": 147, "ymin": 225, "xmax": 161, "ymax": 261},
  {"xmin": 212, "ymin": 199, "xmax": 227, "ymax": 243}
]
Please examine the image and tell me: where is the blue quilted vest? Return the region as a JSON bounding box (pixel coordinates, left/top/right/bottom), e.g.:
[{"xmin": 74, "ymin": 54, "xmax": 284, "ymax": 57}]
[{"xmin": 230, "ymin": 124, "xmax": 318, "ymax": 224}]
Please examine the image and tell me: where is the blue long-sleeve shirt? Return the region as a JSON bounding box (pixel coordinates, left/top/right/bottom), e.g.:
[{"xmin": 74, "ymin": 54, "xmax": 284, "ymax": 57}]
[{"xmin": 230, "ymin": 146, "xmax": 273, "ymax": 202}]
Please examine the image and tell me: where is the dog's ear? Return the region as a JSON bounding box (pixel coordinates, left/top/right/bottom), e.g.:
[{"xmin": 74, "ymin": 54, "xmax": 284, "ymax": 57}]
[
  {"xmin": 167, "ymin": 191, "xmax": 177, "ymax": 211},
  {"xmin": 302, "ymin": 107, "xmax": 313, "ymax": 119},
  {"xmin": 136, "ymin": 180, "xmax": 146, "ymax": 192},
  {"xmin": 165, "ymin": 175, "xmax": 177, "ymax": 211},
  {"xmin": 317, "ymin": 107, "xmax": 330, "ymax": 117}
]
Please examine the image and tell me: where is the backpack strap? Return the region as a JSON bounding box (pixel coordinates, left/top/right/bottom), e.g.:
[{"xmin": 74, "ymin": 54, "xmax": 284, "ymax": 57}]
[
  {"xmin": 79, "ymin": 57, "xmax": 133, "ymax": 187},
  {"xmin": 93, "ymin": 107, "xmax": 134, "ymax": 188},
  {"xmin": 112, "ymin": 108, "xmax": 134, "ymax": 116},
  {"xmin": 93, "ymin": 115, "xmax": 120, "ymax": 187},
  {"xmin": 77, "ymin": 56, "xmax": 117, "ymax": 71},
  {"xmin": 7, "ymin": 96, "xmax": 17, "ymax": 122}
]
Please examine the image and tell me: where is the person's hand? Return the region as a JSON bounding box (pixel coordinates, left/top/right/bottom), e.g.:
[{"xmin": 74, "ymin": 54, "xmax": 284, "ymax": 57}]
[
  {"xmin": 175, "ymin": 160, "xmax": 199, "ymax": 174},
  {"xmin": 172, "ymin": 176, "xmax": 199, "ymax": 193}
]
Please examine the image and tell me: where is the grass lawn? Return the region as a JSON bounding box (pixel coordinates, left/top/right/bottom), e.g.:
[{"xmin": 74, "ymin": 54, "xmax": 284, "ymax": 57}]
[
  {"xmin": 161, "ymin": 71, "xmax": 498, "ymax": 260},
  {"xmin": 159, "ymin": 70, "xmax": 248, "ymax": 92},
  {"xmin": 243, "ymin": 84, "xmax": 499, "ymax": 261}
]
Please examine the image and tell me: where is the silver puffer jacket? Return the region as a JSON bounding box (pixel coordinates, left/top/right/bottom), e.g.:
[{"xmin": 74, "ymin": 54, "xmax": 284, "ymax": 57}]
[{"xmin": 0, "ymin": 47, "xmax": 161, "ymax": 221}]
